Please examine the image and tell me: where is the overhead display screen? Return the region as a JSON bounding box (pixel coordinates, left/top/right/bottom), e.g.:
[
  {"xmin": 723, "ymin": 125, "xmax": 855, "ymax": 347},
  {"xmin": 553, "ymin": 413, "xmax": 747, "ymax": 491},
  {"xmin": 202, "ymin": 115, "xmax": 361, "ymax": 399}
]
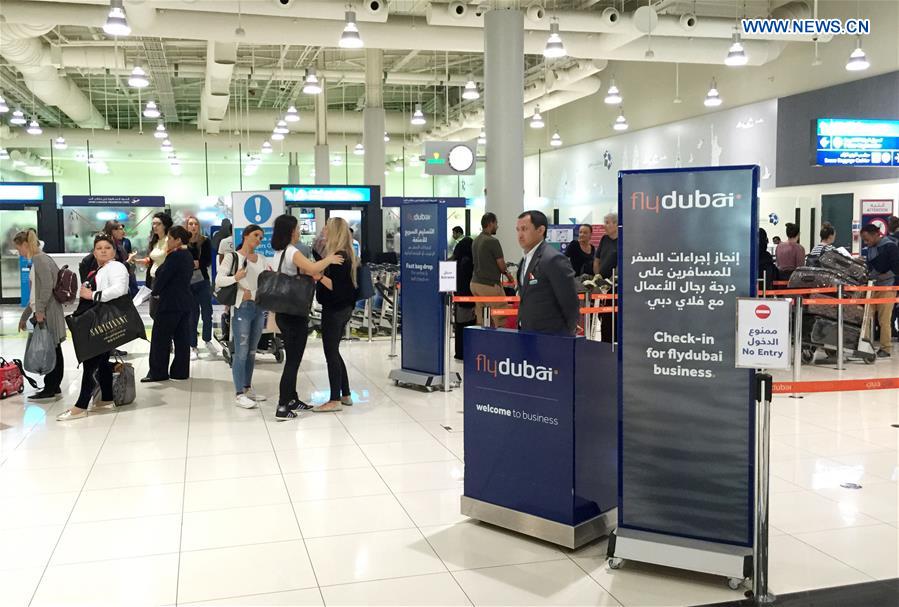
[
  {"xmin": 282, "ymin": 186, "xmax": 373, "ymax": 204},
  {"xmin": 815, "ymin": 118, "xmax": 899, "ymax": 167}
]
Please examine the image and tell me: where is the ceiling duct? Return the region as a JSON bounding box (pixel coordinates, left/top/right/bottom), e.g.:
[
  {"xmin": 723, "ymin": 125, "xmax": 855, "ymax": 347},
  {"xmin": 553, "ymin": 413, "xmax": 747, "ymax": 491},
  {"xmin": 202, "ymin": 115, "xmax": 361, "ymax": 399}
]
[{"xmin": 199, "ymin": 41, "xmax": 237, "ymax": 134}]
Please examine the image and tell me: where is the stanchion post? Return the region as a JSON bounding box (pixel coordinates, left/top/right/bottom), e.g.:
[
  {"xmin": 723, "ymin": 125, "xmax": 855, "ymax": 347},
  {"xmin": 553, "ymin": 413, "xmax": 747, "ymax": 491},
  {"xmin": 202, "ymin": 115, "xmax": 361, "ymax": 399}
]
[
  {"xmin": 583, "ymin": 287, "xmax": 592, "ymax": 341},
  {"xmin": 611, "ymin": 269, "xmax": 618, "ymax": 351},
  {"xmin": 754, "ymin": 372, "xmax": 776, "ymax": 605},
  {"xmin": 388, "ymin": 283, "xmax": 398, "ymax": 358},
  {"xmin": 483, "ymin": 305, "xmax": 492, "ymax": 328},
  {"xmin": 443, "ymin": 292, "xmax": 453, "ymax": 392},
  {"xmin": 837, "ymin": 284, "xmax": 844, "ymax": 371},
  {"xmin": 790, "ymin": 296, "xmax": 803, "ymax": 399},
  {"xmin": 366, "ymin": 298, "xmax": 373, "ymax": 343}
]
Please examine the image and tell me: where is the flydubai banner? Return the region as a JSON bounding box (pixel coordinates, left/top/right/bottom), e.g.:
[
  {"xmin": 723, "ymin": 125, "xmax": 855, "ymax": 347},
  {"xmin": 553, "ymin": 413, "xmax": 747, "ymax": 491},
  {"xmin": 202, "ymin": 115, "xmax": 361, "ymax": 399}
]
[{"xmin": 618, "ymin": 165, "xmax": 759, "ymax": 547}]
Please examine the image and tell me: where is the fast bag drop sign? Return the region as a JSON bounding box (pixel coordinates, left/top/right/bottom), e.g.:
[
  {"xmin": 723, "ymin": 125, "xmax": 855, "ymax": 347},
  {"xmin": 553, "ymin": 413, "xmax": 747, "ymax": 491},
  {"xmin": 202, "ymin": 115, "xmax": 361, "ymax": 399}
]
[{"xmin": 618, "ymin": 166, "xmax": 759, "ymax": 547}]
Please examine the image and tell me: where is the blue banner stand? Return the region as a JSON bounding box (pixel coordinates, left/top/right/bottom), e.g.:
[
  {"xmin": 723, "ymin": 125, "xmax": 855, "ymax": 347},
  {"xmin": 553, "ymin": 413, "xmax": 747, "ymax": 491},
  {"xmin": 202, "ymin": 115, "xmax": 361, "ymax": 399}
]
[
  {"xmin": 461, "ymin": 328, "xmax": 618, "ymax": 548},
  {"xmin": 385, "ymin": 197, "xmax": 466, "ymax": 391}
]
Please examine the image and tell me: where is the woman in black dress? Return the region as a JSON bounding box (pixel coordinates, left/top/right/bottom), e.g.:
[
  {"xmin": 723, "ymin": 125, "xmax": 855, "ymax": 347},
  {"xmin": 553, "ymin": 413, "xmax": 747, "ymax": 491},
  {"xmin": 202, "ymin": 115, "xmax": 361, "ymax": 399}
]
[
  {"xmin": 451, "ymin": 236, "xmax": 475, "ymax": 360},
  {"xmin": 565, "ymin": 224, "xmax": 595, "ymax": 276}
]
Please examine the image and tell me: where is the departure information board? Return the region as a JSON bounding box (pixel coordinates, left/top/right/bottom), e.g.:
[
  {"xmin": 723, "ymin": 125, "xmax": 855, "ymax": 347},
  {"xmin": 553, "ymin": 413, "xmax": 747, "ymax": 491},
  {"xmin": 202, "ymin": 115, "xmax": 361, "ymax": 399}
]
[{"xmin": 815, "ymin": 118, "xmax": 899, "ymax": 167}]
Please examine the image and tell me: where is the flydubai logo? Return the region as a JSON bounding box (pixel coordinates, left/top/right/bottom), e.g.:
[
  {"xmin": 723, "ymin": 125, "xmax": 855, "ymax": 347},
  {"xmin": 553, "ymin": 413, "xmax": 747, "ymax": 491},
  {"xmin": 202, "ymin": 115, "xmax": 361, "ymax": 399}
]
[
  {"xmin": 631, "ymin": 190, "xmax": 742, "ymax": 214},
  {"xmin": 475, "ymin": 354, "xmax": 558, "ymax": 382}
]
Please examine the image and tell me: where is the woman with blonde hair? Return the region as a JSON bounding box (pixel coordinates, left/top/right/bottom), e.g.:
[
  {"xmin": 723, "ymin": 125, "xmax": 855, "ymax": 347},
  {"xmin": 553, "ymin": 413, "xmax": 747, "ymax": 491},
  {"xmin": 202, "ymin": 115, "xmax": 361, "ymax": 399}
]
[
  {"xmin": 314, "ymin": 216, "xmax": 359, "ymax": 412},
  {"xmin": 14, "ymin": 229, "xmax": 66, "ymax": 400},
  {"xmin": 185, "ymin": 215, "xmax": 214, "ymax": 359}
]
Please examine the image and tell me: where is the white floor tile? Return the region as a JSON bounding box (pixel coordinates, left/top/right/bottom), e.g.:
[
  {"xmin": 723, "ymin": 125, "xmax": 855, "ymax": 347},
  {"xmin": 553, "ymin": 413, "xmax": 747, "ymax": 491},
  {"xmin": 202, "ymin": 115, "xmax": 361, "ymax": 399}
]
[
  {"xmin": 276, "ymin": 444, "xmax": 371, "ymax": 474},
  {"xmin": 452, "ymin": 559, "xmax": 620, "ymax": 606},
  {"xmin": 70, "ymin": 483, "xmax": 184, "ymax": 523},
  {"xmin": 184, "ymin": 475, "xmax": 289, "ymax": 512},
  {"xmin": 360, "ymin": 439, "xmax": 459, "ymax": 466},
  {"xmin": 376, "ymin": 460, "xmax": 465, "ymax": 493},
  {"xmin": 814, "ymin": 481, "xmax": 899, "ymax": 524},
  {"xmin": 1, "ymin": 445, "xmax": 102, "ymax": 470},
  {"xmin": 187, "ymin": 432, "xmax": 275, "ymax": 458},
  {"xmin": 345, "ymin": 421, "xmax": 436, "ymax": 445},
  {"xmin": 0, "ymin": 525, "xmax": 62, "ymax": 571},
  {"xmin": 0, "ymin": 567, "xmax": 44, "ymax": 607},
  {"xmin": 294, "ymin": 493, "xmax": 415, "ymax": 538},
  {"xmin": 767, "ymin": 534, "xmax": 873, "ymax": 594},
  {"xmin": 831, "ymin": 452, "xmax": 899, "ymax": 483},
  {"xmin": 321, "ymin": 572, "xmax": 472, "ymax": 606},
  {"xmin": 95, "ymin": 437, "xmax": 187, "ymax": 465},
  {"xmin": 282, "ymin": 467, "xmax": 389, "ymax": 502},
  {"xmin": 52, "ymin": 513, "xmax": 181, "ymax": 565},
  {"xmin": 178, "ymin": 540, "xmax": 317, "ymax": 604},
  {"xmin": 181, "ymin": 503, "xmax": 302, "ymax": 551},
  {"xmin": 31, "ymin": 553, "xmax": 179, "ymax": 607},
  {"xmin": 84, "ymin": 458, "xmax": 186, "ymax": 490},
  {"xmin": 796, "ymin": 524, "xmax": 899, "ymax": 580},
  {"xmin": 395, "ymin": 488, "xmax": 468, "ymax": 527},
  {"xmin": 305, "ymin": 528, "xmax": 446, "ymax": 586},
  {"xmin": 0, "ymin": 492, "xmax": 79, "ymax": 530},
  {"xmin": 178, "ymin": 588, "xmax": 324, "ymax": 606},
  {"xmin": 268, "ymin": 426, "xmax": 356, "ymax": 450},
  {"xmin": 771, "ymin": 488, "xmax": 881, "ymax": 534},
  {"xmin": 0, "ymin": 465, "xmax": 91, "ymax": 497},
  {"xmin": 421, "ymin": 521, "xmax": 565, "ymax": 571},
  {"xmin": 185, "ymin": 451, "xmax": 281, "ymax": 482}
]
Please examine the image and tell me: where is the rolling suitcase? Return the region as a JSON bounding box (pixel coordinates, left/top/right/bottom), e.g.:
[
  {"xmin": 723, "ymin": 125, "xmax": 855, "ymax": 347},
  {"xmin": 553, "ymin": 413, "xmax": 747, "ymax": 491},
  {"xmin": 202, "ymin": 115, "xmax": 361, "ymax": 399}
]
[
  {"xmin": 807, "ymin": 295, "xmax": 865, "ymax": 326},
  {"xmin": 788, "ymin": 267, "xmax": 843, "ymax": 290},
  {"xmin": 817, "ymin": 250, "xmax": 866, "ymax": 284}
]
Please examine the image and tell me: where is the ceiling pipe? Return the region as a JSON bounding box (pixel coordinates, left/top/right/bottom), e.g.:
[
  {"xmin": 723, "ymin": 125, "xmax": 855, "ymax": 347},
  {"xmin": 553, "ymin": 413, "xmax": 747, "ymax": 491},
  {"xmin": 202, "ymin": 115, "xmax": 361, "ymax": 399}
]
[
  {"xmin": 0, "ymin": 23, "xmax": 107, "ymax": 128},
  {"xmin": 214, "ymin": 109, "xmax": 412, "ymax": 133},
  {"xmin": 609, "ymin": 36, "xmax": 787, "ymax": 65},
  {"xmin": 137, "ymin": 0, "xmax": 390, "ymax": 23}
]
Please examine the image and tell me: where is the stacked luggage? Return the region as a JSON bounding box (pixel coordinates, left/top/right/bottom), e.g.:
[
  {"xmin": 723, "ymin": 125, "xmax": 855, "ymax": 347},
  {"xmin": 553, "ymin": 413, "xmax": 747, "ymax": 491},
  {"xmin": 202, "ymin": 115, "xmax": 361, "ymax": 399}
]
[{"xmin": 788, "ymin": 249, "xmax": 875, "ymax": 364}]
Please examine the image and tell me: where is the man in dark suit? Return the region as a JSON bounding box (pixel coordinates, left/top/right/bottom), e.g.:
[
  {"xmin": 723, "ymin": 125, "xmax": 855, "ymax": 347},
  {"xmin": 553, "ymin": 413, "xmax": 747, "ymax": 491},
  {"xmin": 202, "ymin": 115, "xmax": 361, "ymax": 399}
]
[
  {"xmin": 144, "ymin": 225, "xmax": 195, "ymax": 382},
  {"xmin": 515, "ymin": 210, "xmax": 580, "ymax": 336}
]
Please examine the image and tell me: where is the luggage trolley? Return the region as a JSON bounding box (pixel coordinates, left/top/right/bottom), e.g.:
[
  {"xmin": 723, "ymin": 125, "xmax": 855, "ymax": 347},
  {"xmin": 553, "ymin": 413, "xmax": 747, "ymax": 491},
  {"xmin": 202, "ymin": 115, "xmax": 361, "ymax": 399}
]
[{"xmin": 215, "ymin": 309, "xmax": 284, "ymax": 368}]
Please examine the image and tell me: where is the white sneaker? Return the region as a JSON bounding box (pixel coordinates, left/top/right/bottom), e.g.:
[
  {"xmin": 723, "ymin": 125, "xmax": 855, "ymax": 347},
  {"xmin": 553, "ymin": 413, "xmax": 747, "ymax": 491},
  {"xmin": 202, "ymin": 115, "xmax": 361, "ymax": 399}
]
[
  {"xmin": 205, "ymin": 340, "xmax": 216, "ymax": 352},
  {"xmin": 190, "ymin": 348, "xmax": 199, "ymax": 361},
  {"xmin": 244, "ymin": 388, "xmax": 267, "ymax": 402},
  {"xmin": 235, "ymin": 394, "xmax": 257, "ymax": 409}
]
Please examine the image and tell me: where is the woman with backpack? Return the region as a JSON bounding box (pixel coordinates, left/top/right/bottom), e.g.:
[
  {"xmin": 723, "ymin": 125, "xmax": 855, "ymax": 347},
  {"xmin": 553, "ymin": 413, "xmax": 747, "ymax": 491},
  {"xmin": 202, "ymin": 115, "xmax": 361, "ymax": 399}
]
[
  {"xmin": 14, "ymin": 229, "xmax": 66, "ymax": 400},
  {"xmin": 313, "ymin": 217, "xmax": 359, "ymax": 413},
  {"xmin": 268, "ymin": 215, "xmax": 343, "ymax": 420}
]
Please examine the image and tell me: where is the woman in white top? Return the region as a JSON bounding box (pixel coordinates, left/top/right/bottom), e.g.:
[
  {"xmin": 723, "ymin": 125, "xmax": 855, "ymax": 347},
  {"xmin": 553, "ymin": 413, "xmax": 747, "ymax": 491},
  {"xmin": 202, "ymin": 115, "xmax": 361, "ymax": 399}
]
[
  {"xmin": 268, "ymin": 214, "xmax": 343, "ymax": 420},
  {"xmin": 136, "ymin": 212, "xmax": 172, "ymax": 290},
  {"xmin": 215, "ymin": 224, "xmax": 271, "ymax": 408},
  {"xmin": 58, "ymin": 233, "xmax": 130, "ymax": 421}
]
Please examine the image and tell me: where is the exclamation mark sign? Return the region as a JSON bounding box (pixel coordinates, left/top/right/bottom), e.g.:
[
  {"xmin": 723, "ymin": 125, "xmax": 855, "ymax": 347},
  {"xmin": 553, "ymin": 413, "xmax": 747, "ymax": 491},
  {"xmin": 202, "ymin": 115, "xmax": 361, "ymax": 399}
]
[{"xmin": 254, "ymin": 196, "xmax": 262, "ymax": 222}]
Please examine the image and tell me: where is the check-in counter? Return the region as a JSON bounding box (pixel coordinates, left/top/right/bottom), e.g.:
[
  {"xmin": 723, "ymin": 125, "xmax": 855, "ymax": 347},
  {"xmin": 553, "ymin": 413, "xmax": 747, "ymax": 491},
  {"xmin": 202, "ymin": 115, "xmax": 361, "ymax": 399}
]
[{"xmin": 461, "ymin": 327, "xmax": 618, "ymax": 549}]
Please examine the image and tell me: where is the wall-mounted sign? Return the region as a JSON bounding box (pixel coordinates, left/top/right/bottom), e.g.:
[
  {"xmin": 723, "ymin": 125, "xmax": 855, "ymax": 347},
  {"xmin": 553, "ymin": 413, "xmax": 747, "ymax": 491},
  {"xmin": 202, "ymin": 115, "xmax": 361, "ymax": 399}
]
[
  {"xmin": 231, "ymin": 190, "xmax": 284, "ymax": 259},
  {"xmin": 423, "ymin": 141, "xmax": 477, "ymax": 175},
  {"xmin": 815, "ymin": 118, "xmax": 899, "ymax": 167},
  {"xmin": 861, "ymin": 199, "xmax": 895, "ymax": 215},
  {"xmin": 439, "ymin": 261, "xmax": 457, "ymax": 292},
  {"xmin": 61, "ymin": 195, "xmax": 166, "ymax": 207},
  {"xmin": 281, "ymin": 186, "xmax": 373, "ymax": 204},
  {"xmin": 0, "ymin": 184, "xmax": 45, "ymax": 202}
]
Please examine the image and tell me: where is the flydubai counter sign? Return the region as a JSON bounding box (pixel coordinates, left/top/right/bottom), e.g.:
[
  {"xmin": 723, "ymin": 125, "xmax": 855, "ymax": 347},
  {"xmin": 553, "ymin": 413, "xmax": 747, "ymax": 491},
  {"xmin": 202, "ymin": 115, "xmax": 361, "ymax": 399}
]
[
  {"xmin": 474, "ymin": 354, "xmax": 559, "ymax": 383},
  {"xmin": 631, "ymin": 190, "xmax": 743, "ymax": 214}
]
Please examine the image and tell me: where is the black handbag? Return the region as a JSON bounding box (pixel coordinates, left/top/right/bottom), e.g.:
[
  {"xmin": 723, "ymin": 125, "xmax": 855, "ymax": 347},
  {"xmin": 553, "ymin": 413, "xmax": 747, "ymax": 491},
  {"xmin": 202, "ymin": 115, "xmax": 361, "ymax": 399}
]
[
  {"xmin": 66, "ymin": 295, "xmax": 147, "ymax": 363},
  {"xmin": 214, "ymin": 253, "xmax": 244, "ymax": 306},
  {"xmin": 257, "ymin": 249, "xmax": 315, "ymax": 317}
]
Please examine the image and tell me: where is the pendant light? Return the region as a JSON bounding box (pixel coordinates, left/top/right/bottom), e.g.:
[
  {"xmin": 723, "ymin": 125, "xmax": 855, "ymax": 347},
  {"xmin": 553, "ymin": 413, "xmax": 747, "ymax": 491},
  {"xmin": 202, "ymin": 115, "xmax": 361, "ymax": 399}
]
[
  {"xmin": 332, "ymin": 154, "xmax": 343, "ymax": 166},
  {"xmin": 143, "ymin": 100, "xmax": 161, "ymax": 118},
  {"xmin": 462, "ymin": 76, "xmax": 480, "ymax": 101},
  {"xmin": 0, "ymin": 148, "xmax": 9, "ymax": 160},
  {"xmin": 160, "ymin": 139, "xmax": 173, "ymax": 153},
  {"xmin": 339, "ymin": 9, "xmax": 363, "ymax": 49},
  {"xmin": 261, "ymin": 140, "xmax": 273, "ymax": 154},
  {"xmin": 530, "ymin": 106, "xmax": 545, "ymax": 129},
  {"xmin": 613, "ymin": 108, "xmax": 628, "ymax": 131},
  {"xmin": 284, "ymin": 105, "xmax": 300, "ymax": 122},
  {"xmin": 543, "ymin": 17, "xmax": 566, "ymax": 59},
  {"xmin": 477, "ymin": 130, "xmax": 486, "ymax": 145},
  {"xmin": 411, "ymin": 103, "xmax": 426, "ymax": 126},
  {"xmin": 0, "ymin": 94, "xmax": 8, "ymax": 113},
  {"xmin": 274, "ymin": 119, "xmax": 289, "ymax": 134},
  {"xmin": 127, "ymin": 66, "xmax": 149, "ymax": 88},
  {"xmin": 53, "ymin": 136, "xmax": 68, "ymax": 150},
  {"xmin": 103, "ymin": 0, "xmax": 131, "ymax": 37},
  {"xmin": 704, "ymin": 78, "xmax": 723, "ymax": 107},
  {"xmin": 302, "ymin": 69, "xmax": 322, "ymax": 95},
  {"xmin": 153, "ymin": 121, "xmax": 167, "ymax": 139},
  {"xmin": 383, "ymin": 132, "xmax": 390, "ymax": 143},
  {"xmin": 26, "ymin": 118, "xmax": 42, "ymax": 135},
  {"xmin": 604, "ymin": 78, "xmax": 622, "ymax": 104},
  {"xmin": 550, "ymin": 130, "xmax": 562, "ymax": 147},
  {"xmin": 845, "ymin": 38, "xmax": 870, "ymax": 71},
  {"xmin": 10, "ymin": 109, "xmax": 26, "ymax": 126},
  {"xmin": 271, "ymin": 131, "xmax": 285, "ymax": 141},
  {"xmin": 725, "ymin": 31, "xmax": 748, "ymax": 66},
  {"xmin": 353, "ymin": 142, "xmax": 365, "ymax": 156}
]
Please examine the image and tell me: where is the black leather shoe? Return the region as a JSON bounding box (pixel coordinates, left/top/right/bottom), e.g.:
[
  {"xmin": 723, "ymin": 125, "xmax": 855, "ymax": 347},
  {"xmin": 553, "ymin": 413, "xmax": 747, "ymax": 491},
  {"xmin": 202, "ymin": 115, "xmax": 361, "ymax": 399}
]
[
  {"xmin": 29, "ymin": 389, "xmax": 61, "ymax": 400},
  {"xmin": 140, "ymin": 376, "xmax": 168, "ymax": 383}
]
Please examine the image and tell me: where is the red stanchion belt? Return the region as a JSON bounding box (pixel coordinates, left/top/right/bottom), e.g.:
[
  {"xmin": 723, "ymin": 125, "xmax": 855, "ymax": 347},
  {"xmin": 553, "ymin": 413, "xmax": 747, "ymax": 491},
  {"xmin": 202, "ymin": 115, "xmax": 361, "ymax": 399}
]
[{"xmin": 774, "ymin": 377, "xmax": 899, "ymax": 394}]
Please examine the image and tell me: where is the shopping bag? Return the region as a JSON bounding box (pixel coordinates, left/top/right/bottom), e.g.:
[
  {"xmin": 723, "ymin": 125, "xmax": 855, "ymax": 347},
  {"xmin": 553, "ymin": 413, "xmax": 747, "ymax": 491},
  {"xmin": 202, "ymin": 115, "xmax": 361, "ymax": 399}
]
[
  {"xmin": 111, "ymin": 357, "xmax": 136, "ymax": 406},
  {"xmin": 23, "ymin": 323, "xmax": 57, "ymax": 375},
  {"xmin": 132, "ymin": 285, "xmax": 152, "ymax": 307},
  {"xmin": 66, "ymin": 295, "xmax": 147, "ymax": 363},
  {"xmin": 257, "ymin": 251, "xmax": 315, "ymax": 317}
]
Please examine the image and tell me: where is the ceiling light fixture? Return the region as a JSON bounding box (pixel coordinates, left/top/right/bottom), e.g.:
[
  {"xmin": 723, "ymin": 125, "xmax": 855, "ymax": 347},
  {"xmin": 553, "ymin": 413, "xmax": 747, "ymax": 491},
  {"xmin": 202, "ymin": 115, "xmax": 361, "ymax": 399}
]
[
  {"xmin": 704, "ymin": 77, "xmax": 723, "ymax": 107},
  {"xmin": 274, "ymin": 119, "xmax": 289, "ymax": 134},
  {"xmin": 543, "ymin": 18, "xmax": 567, "ymax": 59},
  {"xmin": 411, "ymin": 103, "xmax": 426, "ymax": 126},
  {"xmin": 604, "ymin": 78, "xmax": 622, "ymax": 104},
  {"xmin": 725, "ymin": 31, "xmax": 748, "ymax": 66},
  {"xmin": 143, "ymin": 100, "xmax": 161, "ymax": 118},
  {"xmin": 127, "ymin": 66, "xmax": 149, "ymax": 88},
  {"xmin": 0, "ymin": 95, "xmax": 8, "ymax": 113},
  {"xmin": 383, "ymin": 132, "xmax": 390, "ymax": 142},
  {"xmin": 0, "ymin": 149, "xmax": 9, "ymax": 160},
  {"xmin": 271, "ymin": 131, "xmax": 285, "ymax": 141},
  {"xmin": 26, "ymin": 119, "xmax": 42, "ymax": 136},
  {"xmin": 462, "ymin": 76, "xmax": 480, "ymax": 101},
  {"xmin": 103, "ymin": 0, "xmax": 131, "ymax": 37},
  {"xmin": 339, "ymin": 9, "xmax": 363, "ymax": 49},
  {"xmin": 10, "ymin": 109, "xmax": 26, "ymax": 126},
  {"xmin": 160, "ymin": 139, "xmax": 174, "ymax": 153},
  {"xmin": 478, "ymin": 130, "xmax": 486, "ymax": 145},
  {"xmin": 53, "ymin": 135, "xmax": 67, "ymax": 150},
  {"xmin": 153, "ymin": 121, "xmax": 167, "ymax": 139},
  {"xmin": 261, "ymin": 141, "xmax": 273, "ymax": 154},
  {"xmin": 302, "ymin": 68, "xmax": 322, "ymax": 95},
  {"xmin": 550, "ymin": 130, "xmax": 562, "ymax": 147},
  {"xmin": 332, "ymin": 154, "xmax": 343, "ymax": 166},
  {"xmin": 284, "ymin": 105, "xmax": 300, "ymax": 122},
  {"xmin": 845, "ymin": 38, "xmax": 870, "ymax": 71},
  {"xmin": 530, "ymin": 106, "xmax": 545, "ymax": 129},
  {"xmin": 354, "ymin": 142, "xmax": 365, "ymax": 155},
  {"xmin": 613, "ymin": 107, "xmax": 628, "ymax": 131}
]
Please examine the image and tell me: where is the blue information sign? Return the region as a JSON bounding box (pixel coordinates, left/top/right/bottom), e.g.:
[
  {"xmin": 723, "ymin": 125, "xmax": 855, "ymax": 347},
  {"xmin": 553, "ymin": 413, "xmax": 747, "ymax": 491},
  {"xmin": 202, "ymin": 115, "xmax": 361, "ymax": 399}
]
[
  {"xmin": 282, "ymin": 186, "xmax": 373, "ymax": 204},
  {"xmin": 62, "ymin": 195, "xmax": 166, "ymax": 207},
  {"xmin": 815, "ymin": 118, "xmax": 899, "ymax": 167}
]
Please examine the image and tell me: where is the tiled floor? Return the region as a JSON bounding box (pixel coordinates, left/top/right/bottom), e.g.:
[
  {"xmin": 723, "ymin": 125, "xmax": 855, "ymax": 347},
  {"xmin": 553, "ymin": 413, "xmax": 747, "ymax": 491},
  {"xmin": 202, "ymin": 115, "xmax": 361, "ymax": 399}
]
[{"xmin": 0, "ymin": 309, "xmax": 897, "ymax": 606}]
